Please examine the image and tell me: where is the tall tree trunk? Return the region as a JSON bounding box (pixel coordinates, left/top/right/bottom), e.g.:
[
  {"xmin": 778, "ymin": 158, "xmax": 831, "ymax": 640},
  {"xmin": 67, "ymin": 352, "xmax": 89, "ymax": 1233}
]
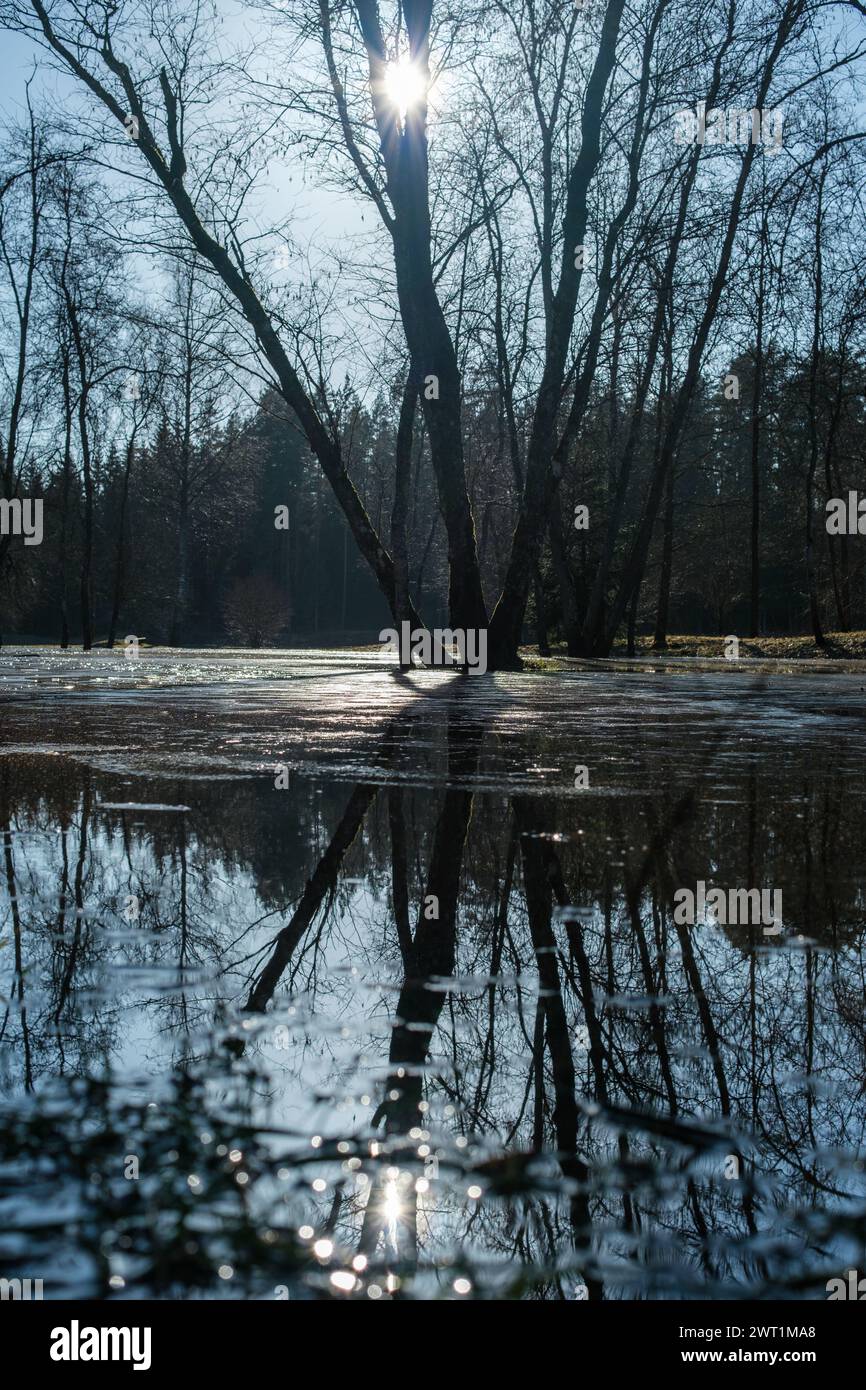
[
  {"xmin": 805, "ymin": 172, "xmax": 826, "ymax": 648},
  {"xmin": 169, "ymin": 330, "xmax": 194, "ymax": 649},
  {"xmin": 168, "ymin": 483, "xmax": 189, "ymax": 648},
  {"xmin": 626, "ymin": 577, "xmax": 640, "ymax": 656},
  {"xmin": 391, "ymin": 374, "xmax": 416, "ymax": 660},
  {"xmin": 549, "ymin": 497, "xmax": 581, "ymax": 655},
  {"xmin": 58, "ymin": 350, "xmax": 73, "ymax": 649},
  {"xmin": 79, "ymin": 431, "xmax": 94, "ymax": 652},
  {"xmin": 0, "ymin": 106, "xmax": 42, "ymax": 646},
  {"xmin": 654, "ymin": 465, "xmax": 675, "ymax": 649},
  {"xmin": 653, "ymin": 322, "xmax": 676, "ymax": 648},
  {"xmin": 749, "ymin": 215, "xmax": 766, "ymax": 638},
  {"xmin": 107, "ymin": 437, "xmax": 135, "ymax": 648},
  {"xmin": 824, "ymin": 344, "xmax": 851, "ymax": 631},
  {"xmin": 533, "ymin": 563, "xmax": 551, "ymax": 657},
  {"xmin": 64, "ymin": 284, "xmax": 95, "ymax": 651}
]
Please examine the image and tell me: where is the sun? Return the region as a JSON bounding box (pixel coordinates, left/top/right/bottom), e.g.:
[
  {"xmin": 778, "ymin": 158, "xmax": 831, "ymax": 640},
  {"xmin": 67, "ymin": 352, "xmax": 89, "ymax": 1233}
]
[{"xmin": 384, "ymin": 57, "xmax": 426, "ymax": 120}]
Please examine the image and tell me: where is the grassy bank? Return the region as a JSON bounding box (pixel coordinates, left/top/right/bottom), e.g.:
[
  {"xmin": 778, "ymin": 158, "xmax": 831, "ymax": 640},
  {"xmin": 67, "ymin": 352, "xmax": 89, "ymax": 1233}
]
[
  {"xmin": 622, "ymin": 633, "xmax": 866, "ymax": 659},
  {"xmin": 523, "ymin": 631, "xmax": 866, "ymax": 670}
]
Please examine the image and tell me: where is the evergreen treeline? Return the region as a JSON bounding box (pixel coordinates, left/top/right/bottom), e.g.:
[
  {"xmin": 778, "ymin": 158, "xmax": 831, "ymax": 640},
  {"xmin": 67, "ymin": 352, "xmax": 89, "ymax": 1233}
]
[{"xmin": 4, "ymin": 351, "xmax": 865, "ymax": 648}]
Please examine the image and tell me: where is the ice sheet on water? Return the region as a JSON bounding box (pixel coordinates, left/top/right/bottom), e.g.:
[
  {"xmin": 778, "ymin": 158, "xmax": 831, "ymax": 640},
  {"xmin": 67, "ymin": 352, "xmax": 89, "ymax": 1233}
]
[
  {"xmin": 98, "ymin": 802, "xmax": 192, "ymax": 812},
  {"xmin": 2, "ymin": 652, "xmax": 866, "ymax": 1298}
]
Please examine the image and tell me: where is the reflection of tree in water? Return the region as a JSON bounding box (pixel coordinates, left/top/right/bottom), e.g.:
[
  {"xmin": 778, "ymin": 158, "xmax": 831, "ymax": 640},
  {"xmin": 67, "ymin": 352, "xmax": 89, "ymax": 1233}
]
[{"xmin": 2, "ymin": 726, "xmax": 866, "ymax": 1298}]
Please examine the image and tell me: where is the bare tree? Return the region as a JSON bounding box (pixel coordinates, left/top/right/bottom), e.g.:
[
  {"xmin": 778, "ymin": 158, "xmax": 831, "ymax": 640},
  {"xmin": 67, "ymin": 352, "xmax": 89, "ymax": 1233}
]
[{"xmin": 0, "ymin": 94, "xmax": 48, "ymax": 643}]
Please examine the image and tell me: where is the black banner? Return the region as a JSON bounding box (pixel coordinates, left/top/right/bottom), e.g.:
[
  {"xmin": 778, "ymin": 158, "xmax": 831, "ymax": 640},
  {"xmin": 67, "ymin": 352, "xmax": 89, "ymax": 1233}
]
[{"xmin": 3, "ymin": 1297, "xmax": 861, "ymax": 1378}]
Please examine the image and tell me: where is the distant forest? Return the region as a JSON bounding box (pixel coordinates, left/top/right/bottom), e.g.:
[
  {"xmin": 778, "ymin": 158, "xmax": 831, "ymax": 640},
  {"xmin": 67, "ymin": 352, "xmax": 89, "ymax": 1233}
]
[
  {"xmin": 0, "ymin": 0, "xmax": 864, "ymax": 656},
  {"xmin": 4, "ymin": 349, "xmax": 866, "ymax": 649}
]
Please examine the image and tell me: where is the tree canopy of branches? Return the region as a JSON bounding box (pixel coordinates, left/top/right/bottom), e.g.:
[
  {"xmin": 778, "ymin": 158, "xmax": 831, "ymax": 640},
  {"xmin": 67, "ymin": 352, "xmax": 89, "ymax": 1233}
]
[{"xmin": 0, "ymin": 0, "xmax": 864, "ymax": 659}]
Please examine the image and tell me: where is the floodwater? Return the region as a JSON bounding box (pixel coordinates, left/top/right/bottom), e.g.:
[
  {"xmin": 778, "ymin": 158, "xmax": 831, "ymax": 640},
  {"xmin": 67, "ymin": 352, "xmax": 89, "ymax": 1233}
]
[{"xmin": 1, "ymin": 647, "xmax": 866, "ymax": 1300}]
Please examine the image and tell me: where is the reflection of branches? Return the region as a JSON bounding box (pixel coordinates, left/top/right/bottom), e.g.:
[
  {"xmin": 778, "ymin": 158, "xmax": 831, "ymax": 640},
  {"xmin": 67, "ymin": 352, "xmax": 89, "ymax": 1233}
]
[
  {"xmin": 54, "ymin": 768, "xmax": 91, "ymax": 1023},
  {"xmin": 1, "ymin": 777, "xmax": 33, "ymax": 1090},
  {"xmin": 515, "ymin": 796, "xmax": 599, "ymax": 1298},
  {"xmin": 353, "ymin": 717, "xmax": 484, "ymax": 1267},
  {"xmin": 242, "ymin": 783, "xmax": 378, "ymax": 1017}
]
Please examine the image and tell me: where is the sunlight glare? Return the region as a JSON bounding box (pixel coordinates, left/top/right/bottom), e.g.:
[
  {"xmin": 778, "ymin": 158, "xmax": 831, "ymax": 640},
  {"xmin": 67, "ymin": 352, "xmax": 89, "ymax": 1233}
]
[
  {"xmin": 383, "ymin": 1176, "xmax": 402, "ymax": 1252},
  {"xmin": 384, "ymin": 57, "xmax": 426, "ymax": 120}
]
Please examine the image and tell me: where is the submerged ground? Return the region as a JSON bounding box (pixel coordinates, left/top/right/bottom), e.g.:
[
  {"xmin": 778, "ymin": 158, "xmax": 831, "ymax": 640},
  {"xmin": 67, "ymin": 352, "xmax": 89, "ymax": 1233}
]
[{"xmin": 1, "ymin": 646, "xmax": 865, "ymax": 1300}]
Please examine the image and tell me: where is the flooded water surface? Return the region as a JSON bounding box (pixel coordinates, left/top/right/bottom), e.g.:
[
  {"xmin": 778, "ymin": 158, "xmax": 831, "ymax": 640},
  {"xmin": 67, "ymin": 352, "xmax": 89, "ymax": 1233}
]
[{"xmin": 2, "ymin": 650, "xmax": 866, "ymax": 1300}]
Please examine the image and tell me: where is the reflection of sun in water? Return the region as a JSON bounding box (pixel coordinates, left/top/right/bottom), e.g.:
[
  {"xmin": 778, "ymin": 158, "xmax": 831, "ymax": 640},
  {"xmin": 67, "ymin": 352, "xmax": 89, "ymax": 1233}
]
[
  {"xmin": 384, "ymin": 57, "xmax": 426, "ymax": 120},
  {"xmin": 383, "ymin": 1174, "xmax": 402, "ymax": 1253}
]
